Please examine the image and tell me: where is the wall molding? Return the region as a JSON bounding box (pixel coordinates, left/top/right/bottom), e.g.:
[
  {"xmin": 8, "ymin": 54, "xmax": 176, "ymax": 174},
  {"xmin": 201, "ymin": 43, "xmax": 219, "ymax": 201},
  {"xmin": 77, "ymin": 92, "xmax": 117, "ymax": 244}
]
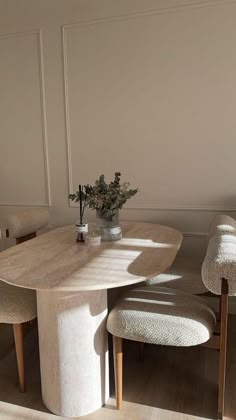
[
  {"xmin": 0, "ymin": 29, "xmax": 51, "ymax": 207},
  {"xmin": 0, "ymin": 202, "xmax": 50, "ymax": 207},
  {"xmin": 62, "ymin": 6, "xmax": 236, "ymax": 213},
  {"xmin": 69, "ymin": 201, "xmax": 236, "ymax": 212},
  {"xmin": 37, "ymin": 29, "xmax": 51, "ymax": 206},
  {"xmin": 62, "ymin": 0, "xmax": 236, "ymax": 29},
  {"xmin": 124, "ymin": 204, "xmax": 236, "ymax": 212},
  {"xmin": 62, "ymin": 26, "xmax": 73, "ymax": 208}
]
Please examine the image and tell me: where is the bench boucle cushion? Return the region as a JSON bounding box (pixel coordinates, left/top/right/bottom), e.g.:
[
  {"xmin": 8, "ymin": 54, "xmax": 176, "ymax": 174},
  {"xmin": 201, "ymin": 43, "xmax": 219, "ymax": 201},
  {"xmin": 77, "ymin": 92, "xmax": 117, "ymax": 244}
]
[
  {"xmin": 202, "ymin": 232, "xmax": 236, "ymax": 295},
  {"xmin": 208, "ymin": 215, "xmax": 236, "ymax": 240},
  {"xmin": 144, "ymin": 256, "xmax": 207, "ymax": 295},
  {"xmin": 107, "ymin": 286, "xmax": 216, "ymax": 347},
  {"xmin": 6, "ymin": 208, "xmax": 49, "ymax": 239},
  {"xmin": 0, "ymin": 281, "xmax": 36, "ymax": 323}
]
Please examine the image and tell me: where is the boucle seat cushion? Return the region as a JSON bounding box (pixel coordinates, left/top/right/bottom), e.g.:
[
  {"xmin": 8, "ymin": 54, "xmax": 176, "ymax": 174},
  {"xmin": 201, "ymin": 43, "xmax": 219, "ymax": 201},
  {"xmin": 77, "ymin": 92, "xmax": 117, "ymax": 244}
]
[
  {"xmin": 107, "ymin": 286, "xmax": 216, "ymax": 347},
  {"xmin": 0, "ymin": 281, "xmax": 36, "ymax": 324},
  {"xmin": 6, "ymin": 208, "xmax": 49, "ymax": 239},
  {"xmin": 144, "ymin": 256, "xmax": 208, "ymax": 295}
]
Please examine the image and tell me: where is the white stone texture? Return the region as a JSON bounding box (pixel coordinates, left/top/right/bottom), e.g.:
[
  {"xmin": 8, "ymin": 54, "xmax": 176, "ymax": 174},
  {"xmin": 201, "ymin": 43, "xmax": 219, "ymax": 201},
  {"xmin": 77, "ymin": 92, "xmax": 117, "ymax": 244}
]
[
  {"xmin": 37, "ymin": 289, "xmax": 109, "ymax": 417},
  {"xmin": 0, "ymin": 222, "xmax": 182, "ymax": 417},
  {"xmin": 0, "ymin": 223, "xmax": 183, "ymax": 291}
]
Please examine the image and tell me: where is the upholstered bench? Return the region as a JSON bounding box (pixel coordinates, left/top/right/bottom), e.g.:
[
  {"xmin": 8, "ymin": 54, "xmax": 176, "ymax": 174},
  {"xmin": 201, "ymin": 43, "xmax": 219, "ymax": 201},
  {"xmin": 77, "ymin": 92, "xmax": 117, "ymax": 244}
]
[{"xmin": 107, "ymin": 215, "xmax": 236, "ymax": 419}]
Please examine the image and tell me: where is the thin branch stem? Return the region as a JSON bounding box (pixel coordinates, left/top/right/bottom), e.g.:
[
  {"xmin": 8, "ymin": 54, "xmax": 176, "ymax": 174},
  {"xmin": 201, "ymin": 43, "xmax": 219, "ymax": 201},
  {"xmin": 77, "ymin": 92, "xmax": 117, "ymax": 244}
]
[
  {"xmin": 79, "ymin": 185, "xmax": 83, "ymax": 224},
  {"xmin": 81, "ymin": 188, "xmax": 87, "ymax": 220}
]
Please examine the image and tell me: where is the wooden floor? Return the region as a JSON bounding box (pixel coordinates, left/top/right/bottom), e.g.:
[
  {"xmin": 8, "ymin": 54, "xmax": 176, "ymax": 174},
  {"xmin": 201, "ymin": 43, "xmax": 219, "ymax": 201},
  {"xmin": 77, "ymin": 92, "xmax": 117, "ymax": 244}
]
[{"xmin": 0, "ymin": 317, "xmax": 236, "ymax": 420}]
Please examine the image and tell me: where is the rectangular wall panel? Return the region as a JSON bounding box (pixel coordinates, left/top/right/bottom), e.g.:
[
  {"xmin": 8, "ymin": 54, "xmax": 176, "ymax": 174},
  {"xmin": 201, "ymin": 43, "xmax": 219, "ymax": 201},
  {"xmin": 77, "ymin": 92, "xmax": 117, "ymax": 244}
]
[
  {"xmin": 63, "ymin": 3, "xmax": 236, "ymax": 210},
  {"xmin": 0, "ymin": 30, "xmax": 50, "ymax": 206}
]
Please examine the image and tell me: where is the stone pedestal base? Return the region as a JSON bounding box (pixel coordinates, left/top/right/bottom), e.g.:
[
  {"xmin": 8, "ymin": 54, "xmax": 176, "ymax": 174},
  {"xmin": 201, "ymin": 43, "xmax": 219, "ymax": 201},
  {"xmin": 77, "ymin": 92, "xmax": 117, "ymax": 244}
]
[{"xmin": 37, "ymin": 289, "xmax": 109, "ymax": 417}]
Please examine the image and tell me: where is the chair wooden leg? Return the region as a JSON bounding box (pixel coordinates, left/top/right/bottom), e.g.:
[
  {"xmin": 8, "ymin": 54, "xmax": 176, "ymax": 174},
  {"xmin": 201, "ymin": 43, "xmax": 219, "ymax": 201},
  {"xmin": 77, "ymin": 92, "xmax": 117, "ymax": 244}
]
[
  {"xmin": 113, "ymin": 335, "xmax": 123, "ymax": 409},
  {"xmin": 138, "ymin": 342, "xmax": 145, "ymax": 362},
  {"xmin": 218, "ymin": 295, "xmax": 222, "ymax": 322},
  {"xmin": 218, "ymin": 279, "xmax": 228, "ymax": 420},
  {"xmin": 13, "ymin": 323, "xmax": 25, "ymax": 392}
]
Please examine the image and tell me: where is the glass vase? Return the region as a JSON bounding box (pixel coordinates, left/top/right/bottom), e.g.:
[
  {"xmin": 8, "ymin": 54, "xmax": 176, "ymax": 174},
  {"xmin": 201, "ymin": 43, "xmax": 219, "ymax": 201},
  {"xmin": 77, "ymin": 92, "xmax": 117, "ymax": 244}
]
[{"xmin": 95, "ymin": 209, "xmax": 122, "ymax": 241}]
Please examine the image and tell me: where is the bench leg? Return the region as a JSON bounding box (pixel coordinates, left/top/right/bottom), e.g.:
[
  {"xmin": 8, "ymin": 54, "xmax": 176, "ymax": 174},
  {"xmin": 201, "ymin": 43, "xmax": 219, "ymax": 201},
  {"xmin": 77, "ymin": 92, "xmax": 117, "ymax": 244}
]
[
  {"xmin": 13, "ymin": 323, "xmax": 25, "ymax": 392},
  {"xmin": 218, "ymin": 280, "xmax": 228, "ymax": 419},
  {"xmin": 113, "ymin": 336, "xmax": 123, "ymax": 409}
]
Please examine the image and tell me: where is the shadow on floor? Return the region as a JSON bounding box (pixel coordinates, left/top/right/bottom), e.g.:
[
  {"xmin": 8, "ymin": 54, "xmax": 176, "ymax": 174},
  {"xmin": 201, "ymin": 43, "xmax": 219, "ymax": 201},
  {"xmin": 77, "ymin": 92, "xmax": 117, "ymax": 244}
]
[{"xmin": 0, "ymin": 317, "xmax": 236, "ymax": 420}]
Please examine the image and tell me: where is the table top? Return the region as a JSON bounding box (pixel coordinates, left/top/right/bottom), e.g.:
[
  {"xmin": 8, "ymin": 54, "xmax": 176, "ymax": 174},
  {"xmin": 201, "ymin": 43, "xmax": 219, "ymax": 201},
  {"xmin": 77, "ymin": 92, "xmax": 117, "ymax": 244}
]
[{"xmin": 0, "ymin": 222, "xmax": 183, "ymax": 292}]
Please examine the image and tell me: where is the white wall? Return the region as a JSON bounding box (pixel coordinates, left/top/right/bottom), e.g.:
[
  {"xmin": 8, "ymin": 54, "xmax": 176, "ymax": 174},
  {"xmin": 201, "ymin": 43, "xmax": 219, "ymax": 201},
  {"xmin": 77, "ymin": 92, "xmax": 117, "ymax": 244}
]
[{"xmin": 0, "ymin": 0, "xmax": 236, "ymax": 257}]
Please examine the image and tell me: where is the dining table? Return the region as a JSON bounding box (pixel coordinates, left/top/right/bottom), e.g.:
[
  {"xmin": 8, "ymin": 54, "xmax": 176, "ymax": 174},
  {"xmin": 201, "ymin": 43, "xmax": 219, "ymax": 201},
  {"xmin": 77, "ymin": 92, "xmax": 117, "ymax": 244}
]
[{"xmin": 0, "ymin": 221, "xmax": 182, "ymax": 417}]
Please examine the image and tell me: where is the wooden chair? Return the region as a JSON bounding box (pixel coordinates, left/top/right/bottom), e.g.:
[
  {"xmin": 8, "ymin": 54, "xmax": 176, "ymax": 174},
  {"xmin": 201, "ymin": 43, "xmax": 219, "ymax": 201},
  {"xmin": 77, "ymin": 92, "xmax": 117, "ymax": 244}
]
[
  {"xmin": 0, "ymin": 208, "xmax": 49, "ymax": 392},
  {"xmin": 144, "ymin": 215, "xmax": 236, "ymax": 296},
  {"xmin": 107, "ymin": 224, "xmax": 235, "ymax": 419}
]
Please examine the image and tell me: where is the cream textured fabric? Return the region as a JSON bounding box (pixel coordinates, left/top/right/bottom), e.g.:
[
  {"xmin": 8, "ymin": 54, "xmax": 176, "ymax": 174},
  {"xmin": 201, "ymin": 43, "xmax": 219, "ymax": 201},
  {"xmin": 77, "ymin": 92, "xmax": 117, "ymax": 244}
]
[
  {"xmin": 145, "ymin": 215, "xmax": 236, "ymax": 295},
  {"xmin": 0, "ymin": 281, "xmax": 36, "ymax": 323},
  {"xmin": 6, "ymin": 208, "xmax": 49, "ymax": 239},
  {"xmin": 107, "ymin": 285, "xmax": 216, "ymax": 347},
  {"xmin": 208, "ymin": 215, "xmax": 236, "ymax": 240},
  {"xmin": 202, "ymin": 232, "xmax": 236, "ymax": 296},
  {"xmin": 144, "ymin": 256, "xmax": 207, "ymax": 295}
]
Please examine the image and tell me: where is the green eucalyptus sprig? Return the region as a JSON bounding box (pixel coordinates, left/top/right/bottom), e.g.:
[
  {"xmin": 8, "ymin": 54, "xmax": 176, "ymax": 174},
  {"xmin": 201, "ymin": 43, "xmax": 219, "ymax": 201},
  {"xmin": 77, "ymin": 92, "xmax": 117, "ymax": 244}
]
[{"xmin": 69, "ymin": 172, "xmax": 138, "ymax": 218}]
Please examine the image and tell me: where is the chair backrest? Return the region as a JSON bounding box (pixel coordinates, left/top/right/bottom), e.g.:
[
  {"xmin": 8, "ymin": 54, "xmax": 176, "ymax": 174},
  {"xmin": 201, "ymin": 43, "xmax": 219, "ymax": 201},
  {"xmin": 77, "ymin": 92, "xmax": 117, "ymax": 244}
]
[
  {"xmin": 208, "ymin": 214, "xmax": 236, "ymax": 240},
  {"xmin": 5, "ymin": 208, "xmax": 49, "ymax": 242},
  {"xmin": 202, "ymin": 215, "xmax": 236, "ymax": 296}
]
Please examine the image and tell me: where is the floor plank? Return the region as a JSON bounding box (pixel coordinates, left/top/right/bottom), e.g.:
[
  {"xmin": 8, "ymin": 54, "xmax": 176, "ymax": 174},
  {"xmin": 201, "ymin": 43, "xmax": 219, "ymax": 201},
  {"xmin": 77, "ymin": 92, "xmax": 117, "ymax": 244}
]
[{"xmin": 0, "ymin": 316, "xmax": 235, "ymax": 420}]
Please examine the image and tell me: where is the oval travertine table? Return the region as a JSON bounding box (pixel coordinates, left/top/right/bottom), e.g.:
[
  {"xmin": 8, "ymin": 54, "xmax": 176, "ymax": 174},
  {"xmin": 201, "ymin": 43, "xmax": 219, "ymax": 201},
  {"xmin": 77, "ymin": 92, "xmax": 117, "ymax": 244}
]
[{"xmin": 0, "ymin": 222, "xmax": 182, "ymax": 418}]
